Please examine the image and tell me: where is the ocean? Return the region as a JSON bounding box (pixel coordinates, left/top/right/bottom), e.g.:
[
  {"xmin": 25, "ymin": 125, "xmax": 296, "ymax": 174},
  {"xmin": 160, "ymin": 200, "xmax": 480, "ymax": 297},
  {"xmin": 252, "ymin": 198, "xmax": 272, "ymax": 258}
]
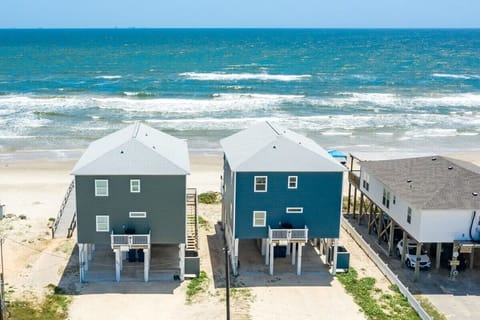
[{"xmin": 0, "ymin": 29, "xmax": 479, "ymax": 159}]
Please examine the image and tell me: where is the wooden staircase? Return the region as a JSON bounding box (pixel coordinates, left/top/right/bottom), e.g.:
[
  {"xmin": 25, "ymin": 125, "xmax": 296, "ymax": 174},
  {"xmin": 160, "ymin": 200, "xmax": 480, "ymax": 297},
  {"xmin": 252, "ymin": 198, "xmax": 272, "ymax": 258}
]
[
  {"xmin": 52, "ymin": 180, "xmax": 77, "ymax": 238},
  {"xmin": 186, "ymin": 188, "xmax": 198, "ymax": 251}
]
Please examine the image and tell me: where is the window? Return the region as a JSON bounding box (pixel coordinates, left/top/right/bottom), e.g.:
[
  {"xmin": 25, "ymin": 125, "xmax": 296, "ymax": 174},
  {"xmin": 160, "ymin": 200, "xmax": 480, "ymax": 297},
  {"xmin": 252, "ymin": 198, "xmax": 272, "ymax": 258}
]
[
  {"xmin": 130, "ymin": 179, "xmax": 141, "ymax": 193},
  {"xmin": 288, "ymin": 176, "xmax": 298, "ymax": 189},
  {"xmin": 254, "ymin": 176, "xmax": 267, "ymax": 192},
  {"xmin": 96, "ymin": 215, "xmax": 109, "ymax": 232},
  {"xmin": 393, "ymin": 195, "xmax": 396, "ymax": 205},
  {"xmin": 407, "ymin": 207, "xmax": 412, "ymax": 224},
  {"xmin": 95, "ymin": 180, "xmax": 108, "ymax": 197},
  {"xmin": 286, "ymin": 207, "xmax": 303, "ymax": 214},
  {"xmin": 253, "ymin": 211, "xmax": 266, "ymax": 227},
  {"xmin": 362, "ymin": 173, "xmax": 370, "ymax": 191},
  {"xmin": 129, "ymin": 211, "xmax": 146, "ymax": 218},
  {"xmin": 382, "ymin": 188, "xmax": 390, "ymax": 209}
]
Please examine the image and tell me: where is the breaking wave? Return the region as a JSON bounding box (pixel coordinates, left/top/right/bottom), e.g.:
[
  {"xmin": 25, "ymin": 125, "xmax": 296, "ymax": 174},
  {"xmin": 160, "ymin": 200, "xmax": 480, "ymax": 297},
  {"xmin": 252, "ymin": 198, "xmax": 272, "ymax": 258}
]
[{"xmin": 179, "ymin": 72, "xmax": 311, "ymax": 82}]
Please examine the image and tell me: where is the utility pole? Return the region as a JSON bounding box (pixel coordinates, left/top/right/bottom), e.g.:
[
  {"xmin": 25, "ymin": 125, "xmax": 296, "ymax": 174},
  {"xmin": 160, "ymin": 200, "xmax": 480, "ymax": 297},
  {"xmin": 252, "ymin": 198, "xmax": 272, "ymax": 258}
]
[{"xmin": 224, "ymin": 247, "xmax": 230, "ymax": 320}]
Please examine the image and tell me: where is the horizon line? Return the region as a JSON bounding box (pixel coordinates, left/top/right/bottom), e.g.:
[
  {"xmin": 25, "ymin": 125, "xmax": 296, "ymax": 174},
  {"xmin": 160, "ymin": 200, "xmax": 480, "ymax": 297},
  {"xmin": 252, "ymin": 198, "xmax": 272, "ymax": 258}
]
[{"xmin": 1, "ymin": 26, "xmax": 480, "ymax": 30}]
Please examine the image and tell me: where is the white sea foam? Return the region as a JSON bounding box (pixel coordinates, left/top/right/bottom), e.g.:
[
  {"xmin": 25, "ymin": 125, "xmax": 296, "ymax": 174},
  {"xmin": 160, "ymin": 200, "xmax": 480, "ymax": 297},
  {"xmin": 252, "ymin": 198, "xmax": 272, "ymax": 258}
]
[
  {"xmin": 93, "ymin": 93, "xmax": 302, "ymax": 114},
  {"xmin": 432, "ymin": 73, "xmax": 480, "ymax": 80},
  {"xmin": 404, "ymin": 128, "xmax": 458, "ymax": 139},
  {"xmin": 321, "ymin": 131, "xmax": 353, "ymax": 136},
  {"xmin": 179, "ymin": 72, "xmax": 311, "ymax": 82},
  {"xmin": 316, "ymin": 92, "xmax": 480, "ymax": 109},
  {"xmin": 95, "ymin": 75, "xmax": 122, "ymax": 80},
  {"xmin": 457, "ymin": 132, "xmax": 479, "ymax": 136}
]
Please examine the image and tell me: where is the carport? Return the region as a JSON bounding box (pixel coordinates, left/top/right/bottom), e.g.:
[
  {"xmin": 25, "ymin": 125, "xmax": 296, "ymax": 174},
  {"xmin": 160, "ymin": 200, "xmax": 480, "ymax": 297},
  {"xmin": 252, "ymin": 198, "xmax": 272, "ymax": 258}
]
[{"xmin": 346, "ymin": 154, "xmax": 480, "ymax": 282}]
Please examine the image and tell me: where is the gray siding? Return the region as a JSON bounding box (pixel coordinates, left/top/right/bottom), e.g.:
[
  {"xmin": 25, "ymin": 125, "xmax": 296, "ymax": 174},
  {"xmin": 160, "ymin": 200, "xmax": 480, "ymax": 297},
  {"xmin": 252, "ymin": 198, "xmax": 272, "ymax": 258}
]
[{"xmin": 76, "ymin": 175, "xmax": 186, "ymax": 244}]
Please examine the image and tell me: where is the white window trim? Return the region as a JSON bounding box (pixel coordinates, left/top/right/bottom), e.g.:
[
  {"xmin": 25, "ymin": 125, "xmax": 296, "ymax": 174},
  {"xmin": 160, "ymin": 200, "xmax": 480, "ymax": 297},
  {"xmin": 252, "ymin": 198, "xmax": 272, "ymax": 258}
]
[
  {"xmin": 254, "ymin": 176, "xmax": 268, "ymax": 192},
  {"xmin": 95, "ymin": 179, "xmax": 109, "ymax": 197},
  {"xmin": 286, "ymin": 207, "xmax": 304, "ymax": 214},
  {"xmin": 96, "ymin": 215, "xmax": 109, "ymax": 232},
  {"xmin": 130, "ymin": 179, "xmax": 141, "ymax": 193},
  {"xmin": 253, "ymin": 211, "xmax": 266, "ymax": 227},
  {"xmin": 288, "ymin": 176, "xmax": 298, "ymax": 189},
  {"xmin": 129, "ymin": 211, "xmax": 146, "ymax": 218}
]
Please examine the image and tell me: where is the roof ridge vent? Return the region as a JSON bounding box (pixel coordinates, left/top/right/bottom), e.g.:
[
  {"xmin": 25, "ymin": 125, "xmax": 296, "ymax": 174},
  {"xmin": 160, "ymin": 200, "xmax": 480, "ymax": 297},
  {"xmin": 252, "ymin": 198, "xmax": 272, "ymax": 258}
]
[
  {"xmin": 266, "ymin": 121, "xmax": 281, "ymax": 136},
  {"xmin": 132, "ymin": 121, "xmax": 141, "ymax": 138}
]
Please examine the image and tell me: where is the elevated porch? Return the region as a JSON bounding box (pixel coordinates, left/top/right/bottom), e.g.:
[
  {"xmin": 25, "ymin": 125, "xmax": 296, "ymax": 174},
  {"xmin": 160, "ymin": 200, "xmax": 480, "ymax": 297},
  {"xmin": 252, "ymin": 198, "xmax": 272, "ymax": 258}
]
[
  {"xmin": 110, "ymin": 231, "xmax": 151, "ymax": 250},
  {"xmin": 265, "ymin": 225, "xmax": 309, "ymax": 275}
]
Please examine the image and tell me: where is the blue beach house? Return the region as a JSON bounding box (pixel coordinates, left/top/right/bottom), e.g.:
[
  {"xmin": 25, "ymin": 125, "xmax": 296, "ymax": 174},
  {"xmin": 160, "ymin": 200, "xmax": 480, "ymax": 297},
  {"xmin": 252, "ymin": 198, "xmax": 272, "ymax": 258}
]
[{"xmin": 220, "ymin": 122, "xmax": 345, "ymax": 276}]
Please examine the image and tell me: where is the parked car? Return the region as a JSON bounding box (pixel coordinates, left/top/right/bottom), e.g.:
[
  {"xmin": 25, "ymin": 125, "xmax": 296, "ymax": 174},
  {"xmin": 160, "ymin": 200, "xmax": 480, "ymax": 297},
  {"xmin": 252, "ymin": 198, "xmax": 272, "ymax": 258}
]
[{"xmin": 396, "ymin": 239, "xmax": 431, "ymax": 269}]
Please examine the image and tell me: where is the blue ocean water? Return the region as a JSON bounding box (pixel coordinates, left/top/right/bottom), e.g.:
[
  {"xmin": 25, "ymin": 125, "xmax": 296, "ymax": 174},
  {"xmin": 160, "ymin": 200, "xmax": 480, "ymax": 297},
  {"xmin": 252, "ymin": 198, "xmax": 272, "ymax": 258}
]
[{"xmin": 0, "ymin": 29, "xmax": 479, "ymax": 157}]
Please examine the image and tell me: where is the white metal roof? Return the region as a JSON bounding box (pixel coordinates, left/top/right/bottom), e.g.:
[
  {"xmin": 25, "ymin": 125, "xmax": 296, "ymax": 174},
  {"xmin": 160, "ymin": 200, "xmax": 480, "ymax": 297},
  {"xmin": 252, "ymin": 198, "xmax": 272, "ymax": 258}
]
[
  {"xmin": 72, "ymin": 123, "xmax": 190, "ymax": 175},
  {"xmin": 220, "ymin": 121, "xmax": 345, "ymax": 172}
]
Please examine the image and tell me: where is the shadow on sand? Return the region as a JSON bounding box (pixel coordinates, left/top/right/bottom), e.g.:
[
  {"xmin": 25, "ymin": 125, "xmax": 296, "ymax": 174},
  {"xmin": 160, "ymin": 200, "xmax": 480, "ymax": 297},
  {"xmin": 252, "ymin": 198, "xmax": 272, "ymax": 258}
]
[
  {"xmin": 206, "ymin": 223, "xmax": 334, "ymax": 289},
  {"xmin": 56, "ymin": 244, "xmax": 181, "ymax": 295}
]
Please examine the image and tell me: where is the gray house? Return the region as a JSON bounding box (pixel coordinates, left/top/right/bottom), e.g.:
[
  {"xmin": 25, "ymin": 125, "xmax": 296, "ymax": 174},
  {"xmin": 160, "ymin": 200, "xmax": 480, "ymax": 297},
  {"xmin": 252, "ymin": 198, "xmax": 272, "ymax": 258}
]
[
  {"xmin": 72, "ymin": 122, "xmax": 198, "ymax": 282},
  {"xmin": 220, "ymin": 122, "xmax": 345, "ymax": 276}
]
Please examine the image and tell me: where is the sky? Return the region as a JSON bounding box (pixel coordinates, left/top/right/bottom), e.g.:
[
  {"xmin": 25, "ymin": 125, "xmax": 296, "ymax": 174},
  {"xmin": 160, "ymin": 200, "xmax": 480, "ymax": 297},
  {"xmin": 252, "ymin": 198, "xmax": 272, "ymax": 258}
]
[{"xmin": 0, "ymin": 0, "xmax": 479, "ymax": 28}]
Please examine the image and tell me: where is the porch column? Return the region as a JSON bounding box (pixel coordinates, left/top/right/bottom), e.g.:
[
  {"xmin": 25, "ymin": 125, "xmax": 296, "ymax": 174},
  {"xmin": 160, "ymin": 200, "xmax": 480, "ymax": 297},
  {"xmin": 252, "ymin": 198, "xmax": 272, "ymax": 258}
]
[
  {"xmin": 115, "ymin": 248, "xmax": 121, "ymax": 282},
  {"xmin": 332, "ymin": 238, "xmax": 338, "ymax": 276},
  {"xmin": 435, "ymin": 242, "xmax": 442, "ymax": 270},
  {"xmin": 144, "ymin": 248, "xmax": 150, "ymax": 282},
  {"xmin": 470, "ymin": 248, "xmax": 475, "ymax": 270},
  {"xmin": 179, "ymin": 243, "xmax": 185, "ymax": 280},
  {"xmin": 388, "ymin": 220, "xmax": 395, "ymax": 256},
  {"xmin": 401, "ymin": 231, "xmax": 407, "ymax": 267},
  {"xmin": 414, "ymin": 242, "xmax": 421, "ymax": 282},
  {"xmin": 86, "ymin": 243, "xmax": 91, "ymax": 261},
  {"xmin": 269, "ymin": 242, "xmax": 275, "ymax": 275},
  {"xmin": 377, "ymin": 211, "xmax": 384, "ymax": 244},
  {"xmin": 265, "ymin": 240, "xmax": 270, "ymax": 265},
  {"xmin": 83, "ymin": 244, "xmax": 89, "ymax": 272},
  {"xmin": 78, "ymin": 243, "xmax": 84, "ymax": 283},
  {"xmin": 291, "ymin": 242, "xmax": 297, "ymax": 265},
  {"xmin": 261, "ymin": 239, "xmax": 266, "ymax": 256},
  {"xmin": 297, "ymin": 243, "xmax": 304, "ymax": 276},
  {"xmin": 286, "ymin": 242, "xmax": 291, "ymax": 256},
  {"xmin": 450, "ymin": 243, "xmax": 460, "ymax": 280},
  {"xmin": 233, "ymin": 239, "xmax": 239, "ymax": 276}
]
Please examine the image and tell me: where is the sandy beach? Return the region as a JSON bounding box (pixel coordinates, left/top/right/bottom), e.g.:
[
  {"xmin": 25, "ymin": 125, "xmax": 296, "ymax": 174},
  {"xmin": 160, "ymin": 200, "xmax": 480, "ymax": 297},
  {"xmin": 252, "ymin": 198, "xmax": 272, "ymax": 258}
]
[{"xmin": 1, "ymin": 151, "xmax": 479, "ymax": 319}]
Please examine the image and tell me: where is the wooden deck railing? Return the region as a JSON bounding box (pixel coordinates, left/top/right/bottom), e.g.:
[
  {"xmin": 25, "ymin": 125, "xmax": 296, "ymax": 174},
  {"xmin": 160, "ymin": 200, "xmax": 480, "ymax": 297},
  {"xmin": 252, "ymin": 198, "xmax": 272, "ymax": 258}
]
[
  {"xmin": 269, "ymin": 226, "xmax": 308, "ymax": 242},
  {"xmin": 111, "ymin": 231, "xmax": 151, "ymax": 249},
  {"xmin": 52, "ymin": 179, "xmax": 75, "ymax": 236},
  {"xmin": 348, "ymin": 171, "xmax": 360, "ymax": 188}
]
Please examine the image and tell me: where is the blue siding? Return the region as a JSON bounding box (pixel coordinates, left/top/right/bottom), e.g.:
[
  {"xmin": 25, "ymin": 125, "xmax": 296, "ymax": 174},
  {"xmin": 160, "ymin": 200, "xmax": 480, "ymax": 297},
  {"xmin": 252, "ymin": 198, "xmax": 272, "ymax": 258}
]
[{"xmin": 234, "ymin": 171, "xmax": 343, "ymax": 239}]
